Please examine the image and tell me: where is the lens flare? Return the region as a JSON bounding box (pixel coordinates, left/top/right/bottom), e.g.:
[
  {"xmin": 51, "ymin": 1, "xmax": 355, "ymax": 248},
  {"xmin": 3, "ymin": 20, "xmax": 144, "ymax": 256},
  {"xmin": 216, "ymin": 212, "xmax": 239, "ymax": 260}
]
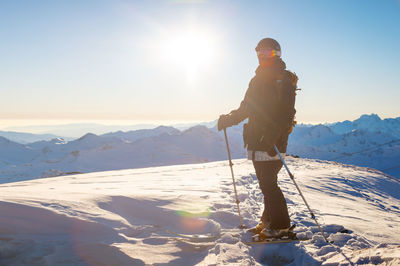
[{"xmin": 176, "ymin": 209, "xmax": 211, "ymax": 232}]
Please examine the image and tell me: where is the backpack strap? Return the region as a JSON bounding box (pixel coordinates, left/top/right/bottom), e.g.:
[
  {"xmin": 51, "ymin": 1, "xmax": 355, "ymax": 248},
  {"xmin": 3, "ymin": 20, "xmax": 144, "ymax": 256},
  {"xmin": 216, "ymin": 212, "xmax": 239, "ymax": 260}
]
[{"xmin": 276, "ymin": 70, "xmax": 298, "ymax": 100}]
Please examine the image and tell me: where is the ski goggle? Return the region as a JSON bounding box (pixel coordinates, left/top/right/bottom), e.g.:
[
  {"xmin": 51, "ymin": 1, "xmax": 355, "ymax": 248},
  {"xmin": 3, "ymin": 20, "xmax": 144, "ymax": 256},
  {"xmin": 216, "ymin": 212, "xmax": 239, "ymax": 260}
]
[{"xmin": 256, "ymin": 48, "xmax": 281, "ymax": 58}]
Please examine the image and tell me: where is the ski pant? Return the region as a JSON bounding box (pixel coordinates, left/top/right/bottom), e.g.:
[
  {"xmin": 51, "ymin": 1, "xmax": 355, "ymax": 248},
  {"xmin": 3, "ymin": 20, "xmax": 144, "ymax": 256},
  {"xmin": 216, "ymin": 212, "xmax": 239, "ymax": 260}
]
[{"xmin": 253, "ymin": 160, "xmax": 290, "ymax": 229}]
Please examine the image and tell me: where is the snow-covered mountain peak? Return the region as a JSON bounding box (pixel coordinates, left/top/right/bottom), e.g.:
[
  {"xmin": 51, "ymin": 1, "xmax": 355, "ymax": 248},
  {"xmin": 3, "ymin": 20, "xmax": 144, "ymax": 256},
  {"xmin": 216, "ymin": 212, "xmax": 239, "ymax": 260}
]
[
  {"xmin": 100, "ymin": 125, "xmax": 181, "ymax": 143},
  {"xmin": 328, "ymin": 114, "xmax": 399, "ymax": 136},
  {"xmin": 154, "ymin": 125, "xmax": 180, "ymax": 132},
  {"xmin": 343, "ymin": 114, "xmax": 400, "ymax": 139},
  {"xmin": 50, "ymin": 138, "xmax": 66, "ymax": 144},
  {"xmin": 67, "ymin": 132, "xmax": 118, "ymax": 151},
  {"xmin": 77, "ymin": 132, "xmax": 99, "ymax": 141},
  {"xmin": 184, "ymin": 125, "xmax": 214, "ymax": 136},
  {"xmin": 357, "ymin": 113, "xmax": 381, "ymax": 121},
  {"xmin": 308, "ymin": 124, "xmax": 335, "ymax": 137},
  {"xmin": 354, "ymin": 113, "xmax": 382, "ymax": 128}
]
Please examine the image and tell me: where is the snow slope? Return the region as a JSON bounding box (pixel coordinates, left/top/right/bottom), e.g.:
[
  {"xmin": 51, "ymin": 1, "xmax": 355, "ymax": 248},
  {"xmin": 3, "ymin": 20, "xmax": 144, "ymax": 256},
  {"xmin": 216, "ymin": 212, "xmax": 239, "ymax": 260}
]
[{"xmin": 0, "ymin": 158, "xmax": 399, "ymax": 265}]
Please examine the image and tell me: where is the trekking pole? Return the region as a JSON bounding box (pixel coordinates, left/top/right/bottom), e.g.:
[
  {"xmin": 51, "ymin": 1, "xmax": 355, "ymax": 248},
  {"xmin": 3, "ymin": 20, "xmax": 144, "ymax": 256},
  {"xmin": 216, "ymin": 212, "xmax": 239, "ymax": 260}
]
[
  {"xmin": 223, "ymin": 128, "xmax": 246, "ymax": 229},
  {"xmin": 274, "ymin": 145, "xmax": 330, "ymax": 243}
]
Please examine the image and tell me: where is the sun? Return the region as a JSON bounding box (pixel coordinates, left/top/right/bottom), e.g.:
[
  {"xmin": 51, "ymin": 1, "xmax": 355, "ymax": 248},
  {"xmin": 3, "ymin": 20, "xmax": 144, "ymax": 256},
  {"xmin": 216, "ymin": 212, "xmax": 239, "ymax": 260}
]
[
  {"xmin": 161, "ymin": 28, "xmax": 218, "ymax": 82},
  {"xmin": 164, "ymin": 30, "xmax": 216, "ymax": 66}
]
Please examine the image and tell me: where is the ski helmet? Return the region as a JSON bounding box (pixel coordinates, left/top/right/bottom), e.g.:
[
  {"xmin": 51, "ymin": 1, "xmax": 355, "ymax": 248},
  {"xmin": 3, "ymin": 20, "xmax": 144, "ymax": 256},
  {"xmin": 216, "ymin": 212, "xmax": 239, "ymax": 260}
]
[{"xmin": 255, "ymin": 38, "xmax": 281, "ymax": 57}]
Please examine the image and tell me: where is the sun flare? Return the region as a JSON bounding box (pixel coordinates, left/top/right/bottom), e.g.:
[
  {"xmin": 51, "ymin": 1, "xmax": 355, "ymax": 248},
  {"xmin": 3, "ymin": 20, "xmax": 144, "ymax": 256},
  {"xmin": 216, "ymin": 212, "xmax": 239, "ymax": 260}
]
[{"xmin": 161, "ymin": 28, "xmax": 219, "ymax": 82}]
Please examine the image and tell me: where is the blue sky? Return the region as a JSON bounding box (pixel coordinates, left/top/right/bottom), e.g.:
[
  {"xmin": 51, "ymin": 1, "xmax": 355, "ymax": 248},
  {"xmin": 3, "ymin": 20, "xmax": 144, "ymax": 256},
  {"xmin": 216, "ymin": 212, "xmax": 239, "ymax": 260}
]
[{"xmin": 1, "ymin": 0, "xmax": 399, "ymax": 127}]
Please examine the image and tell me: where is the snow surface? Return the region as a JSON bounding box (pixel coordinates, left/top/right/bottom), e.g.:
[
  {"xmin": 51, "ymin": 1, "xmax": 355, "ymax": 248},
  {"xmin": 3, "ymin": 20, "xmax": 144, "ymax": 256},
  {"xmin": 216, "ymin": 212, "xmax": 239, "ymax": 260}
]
[{"xmin": 0, "ymin": 158, "xmax": 399, "ymax": 265}]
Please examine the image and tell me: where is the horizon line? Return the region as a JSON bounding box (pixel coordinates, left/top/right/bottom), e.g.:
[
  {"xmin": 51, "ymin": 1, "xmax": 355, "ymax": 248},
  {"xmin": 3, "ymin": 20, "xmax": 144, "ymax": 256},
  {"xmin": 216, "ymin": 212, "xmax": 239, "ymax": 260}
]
[{"xmin": 0, "ymin": 113, "xmax": 398, "ymax": 131}]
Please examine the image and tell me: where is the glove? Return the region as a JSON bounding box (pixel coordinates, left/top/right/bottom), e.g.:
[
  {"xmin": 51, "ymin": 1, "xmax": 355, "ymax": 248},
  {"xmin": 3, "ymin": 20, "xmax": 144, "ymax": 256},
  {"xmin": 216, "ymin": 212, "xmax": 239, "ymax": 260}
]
[{"xmin": 218, "ymin": 114, "xmax": 231, "ymax": 131}]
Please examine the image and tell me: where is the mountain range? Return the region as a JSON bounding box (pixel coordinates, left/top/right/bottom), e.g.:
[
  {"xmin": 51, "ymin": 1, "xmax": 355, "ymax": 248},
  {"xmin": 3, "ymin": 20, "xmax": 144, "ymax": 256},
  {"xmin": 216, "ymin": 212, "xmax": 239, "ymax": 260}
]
[
  {"xmin": 0, "ymin": 131, "xmax": 66, "ymax": 144},
  {"xmin": 0, "ymin": 114, "xmax": 399, "ymax": 182},
  {"xmin": 2, "ymin": 120, "xmax": 218, "ymax": 139},
  {"xmin": 0, "ymin": 125, "xmax": 245, "ymax": 183},
  {"xmin": 287, "ymin": 114, "xmax": 400, "ymax": 178}
]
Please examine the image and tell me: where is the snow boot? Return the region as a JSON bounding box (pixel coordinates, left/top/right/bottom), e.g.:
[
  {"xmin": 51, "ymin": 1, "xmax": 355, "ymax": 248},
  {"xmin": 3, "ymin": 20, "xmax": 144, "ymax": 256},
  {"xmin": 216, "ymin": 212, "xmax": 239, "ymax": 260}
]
[
  {"xmin": 247, "ymin": 221, "xmax": 266, "ymax": 235},
  {"xmin": 252, "ymin": 224, "xmax": 296, "ymax": 242}
]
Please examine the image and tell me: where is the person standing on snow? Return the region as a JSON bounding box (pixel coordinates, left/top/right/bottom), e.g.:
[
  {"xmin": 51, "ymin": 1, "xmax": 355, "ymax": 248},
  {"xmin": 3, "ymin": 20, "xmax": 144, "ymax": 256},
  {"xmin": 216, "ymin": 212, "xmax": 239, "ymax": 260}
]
[{"xmin": 217, "ymin": 38, "xmax": 298, "ymax": 238}]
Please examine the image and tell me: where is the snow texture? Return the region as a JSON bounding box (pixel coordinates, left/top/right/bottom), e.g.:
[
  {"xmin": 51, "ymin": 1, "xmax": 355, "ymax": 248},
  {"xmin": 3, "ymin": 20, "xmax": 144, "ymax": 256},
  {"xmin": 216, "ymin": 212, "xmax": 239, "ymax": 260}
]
[{"xmin": 0, "ymin": 158, "xmax": 399, "ymax": 265}]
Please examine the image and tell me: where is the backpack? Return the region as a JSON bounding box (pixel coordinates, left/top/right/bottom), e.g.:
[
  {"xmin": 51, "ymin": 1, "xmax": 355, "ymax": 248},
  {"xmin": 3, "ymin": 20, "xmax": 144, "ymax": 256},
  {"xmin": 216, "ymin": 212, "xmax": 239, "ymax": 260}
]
[{"xmin": 276, "ymin": 70, "xmax": 299, "ymax": 134}]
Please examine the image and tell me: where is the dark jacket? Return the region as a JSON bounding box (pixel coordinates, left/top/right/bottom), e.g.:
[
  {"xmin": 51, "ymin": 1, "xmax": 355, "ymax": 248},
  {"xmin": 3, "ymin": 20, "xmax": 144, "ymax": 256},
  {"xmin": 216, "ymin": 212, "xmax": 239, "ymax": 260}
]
[{"xmin": 227, "ymin": 58, "xmax": 297, "ymax": 156}]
